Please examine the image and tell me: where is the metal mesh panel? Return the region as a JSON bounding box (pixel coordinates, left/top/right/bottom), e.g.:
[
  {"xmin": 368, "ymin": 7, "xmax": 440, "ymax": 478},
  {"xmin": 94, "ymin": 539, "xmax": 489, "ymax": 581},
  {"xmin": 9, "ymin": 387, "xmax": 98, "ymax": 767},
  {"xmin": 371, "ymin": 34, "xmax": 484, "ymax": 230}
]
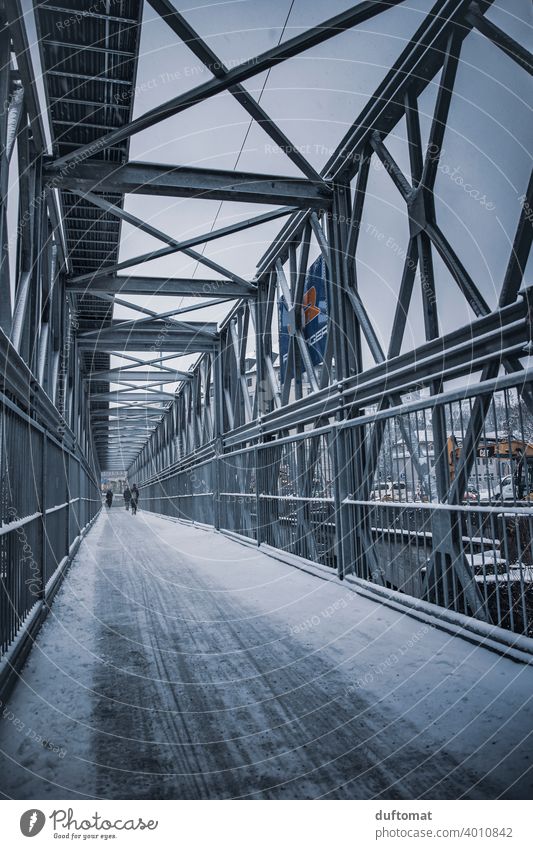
[
  {"xmin": 142, "ymin": 460, "xmax": 215, "ymax": 526},
  {"xmin": 259, "ymin": 434, "xmax": 336, "ymax": 568},
  {"xmin": 0, "ymin": 400, "xmax": 101, "ymax": 658},
  {"xmin": 219, "ymin": 450, "xmax": 256, "ymax": 539}
]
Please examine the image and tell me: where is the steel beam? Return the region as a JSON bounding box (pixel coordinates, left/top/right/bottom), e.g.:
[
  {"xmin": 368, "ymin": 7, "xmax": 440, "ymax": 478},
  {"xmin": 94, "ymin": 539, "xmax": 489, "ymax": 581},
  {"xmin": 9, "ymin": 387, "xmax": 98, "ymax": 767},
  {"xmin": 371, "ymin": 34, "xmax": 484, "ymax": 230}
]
[
  {"xmin": 78, "ymin": 336, "xmax": 216, "ymax": 352},
  {"xmin": 87, "ymin": 370, "xmax": 190, "ymax": 382},
  {"xmin": 80, "ymin": 316, "xmax": 217, "ymax": 339},
  {"xmin": 46, "ymin": 161, "xmax": 332, "ymax": 208},
  {"xmin": 90, "ymin": 391, "xmax": 176, "ymax": 400},
  {"xmin": 465, "ymin": 2, "xmax": 533, "ymax": 76},
  {"xmin": 67, "ymin": 275, "xmax": 255, "ymax": 297}
]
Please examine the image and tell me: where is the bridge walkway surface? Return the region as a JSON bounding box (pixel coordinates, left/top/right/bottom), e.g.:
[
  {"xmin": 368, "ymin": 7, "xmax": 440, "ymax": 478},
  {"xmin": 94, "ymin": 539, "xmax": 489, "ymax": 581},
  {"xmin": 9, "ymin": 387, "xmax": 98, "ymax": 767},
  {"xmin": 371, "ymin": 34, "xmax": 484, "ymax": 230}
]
[{"xmin": 0, "ymin": 508, "xmax": 532, "ymax": 800}]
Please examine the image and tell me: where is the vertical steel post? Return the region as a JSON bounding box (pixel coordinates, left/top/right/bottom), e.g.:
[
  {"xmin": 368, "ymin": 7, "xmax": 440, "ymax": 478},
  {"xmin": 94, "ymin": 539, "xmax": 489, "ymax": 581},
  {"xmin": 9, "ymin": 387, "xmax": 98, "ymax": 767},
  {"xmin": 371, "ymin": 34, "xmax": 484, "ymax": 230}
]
[
  {"xmin": 326, "ymin": 183, "xmax": 363, "ymax": 578},
  {"xmin": 40, "ymin": 428, "xmax": 47, "ymax": 598},
  {"xmin": 0, "ymin": 20, "xmax": 12, "ymax": 335},
  {"xmin": 253, "ymin": 287, "xmax": 267, "ymax": 545},
  {"xmin": 213, "ymin": 339, "xmax": 224, "ymax": 531}
]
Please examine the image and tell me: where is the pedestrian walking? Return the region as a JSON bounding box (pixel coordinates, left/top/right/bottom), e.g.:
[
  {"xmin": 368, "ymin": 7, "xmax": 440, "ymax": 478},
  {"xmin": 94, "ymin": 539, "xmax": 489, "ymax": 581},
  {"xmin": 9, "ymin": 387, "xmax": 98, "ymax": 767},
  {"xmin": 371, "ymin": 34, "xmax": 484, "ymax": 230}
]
[
  {"xmin": 105, "ymin": 489, "xmax": 113, "ymax": 509},
  {"xmin": 130, "ymin": 484, "xmax": 139, "ymax": 516},
  {"xmin": 123, "ymin": 485, "xmax": 132, "ymax": 511}
]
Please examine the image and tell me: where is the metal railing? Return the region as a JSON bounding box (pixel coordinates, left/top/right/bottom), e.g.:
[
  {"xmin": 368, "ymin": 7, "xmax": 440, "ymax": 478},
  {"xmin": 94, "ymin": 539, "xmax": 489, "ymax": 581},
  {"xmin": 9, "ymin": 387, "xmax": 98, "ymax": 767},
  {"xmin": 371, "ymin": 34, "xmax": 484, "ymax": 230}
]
[
  {"xmin": 137, "ymin": 367, "xmax": 533, "ymax": 638},
  {"xmin": 0, "ymin": 333, "xmax": 101, "ymax": 660}
]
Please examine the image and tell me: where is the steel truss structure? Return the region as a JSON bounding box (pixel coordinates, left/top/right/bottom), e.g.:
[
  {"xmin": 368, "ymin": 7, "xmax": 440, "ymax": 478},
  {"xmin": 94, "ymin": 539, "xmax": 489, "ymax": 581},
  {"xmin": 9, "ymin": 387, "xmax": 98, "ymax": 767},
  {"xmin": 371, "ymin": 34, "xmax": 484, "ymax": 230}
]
[{"xmin": 0, "ymin": 0, "xmax": 532, "ymax": 665}]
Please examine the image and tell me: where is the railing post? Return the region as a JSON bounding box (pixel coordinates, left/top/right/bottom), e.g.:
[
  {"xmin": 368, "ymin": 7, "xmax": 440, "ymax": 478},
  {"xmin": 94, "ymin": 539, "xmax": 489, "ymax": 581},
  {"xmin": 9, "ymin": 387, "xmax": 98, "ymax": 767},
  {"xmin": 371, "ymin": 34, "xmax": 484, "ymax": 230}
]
[
  {"xmin": 40, "ymin": 428, "xmax": 48, "ymax": 598},
  {"xmin": 330, "ymin": 423, "xmax": 354, "ymax": 580},
  {"xmin": 213, "ymin": 340, "xmax": 224, "ymax": 531},
  {"xmin": 254, "ymin": 443, "xmax": 261, "ymax": 546},
  {"xmin": 77, "ymin": 455, "xmax": 82, "ymax": 532},
  {"xmin": 66, "ymin": 450, "xmax": 71, "ymax": 556}
]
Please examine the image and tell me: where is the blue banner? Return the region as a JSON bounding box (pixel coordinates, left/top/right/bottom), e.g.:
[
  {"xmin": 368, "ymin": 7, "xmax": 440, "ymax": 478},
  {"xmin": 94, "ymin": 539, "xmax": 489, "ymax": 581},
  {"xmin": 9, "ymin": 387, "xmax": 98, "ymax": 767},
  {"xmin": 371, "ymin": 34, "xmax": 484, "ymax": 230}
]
[{"xmin": 278, "ymin": 254, "xmax": 329, "ymax": 382}]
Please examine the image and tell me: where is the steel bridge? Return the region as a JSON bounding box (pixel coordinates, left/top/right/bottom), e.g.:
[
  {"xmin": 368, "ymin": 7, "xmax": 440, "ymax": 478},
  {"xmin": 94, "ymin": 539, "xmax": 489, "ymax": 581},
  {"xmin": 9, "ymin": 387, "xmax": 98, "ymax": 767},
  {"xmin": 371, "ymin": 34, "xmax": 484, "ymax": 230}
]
[{"xmin": 0, "ymin": 0, "xmax": 532, "ymax": 799}]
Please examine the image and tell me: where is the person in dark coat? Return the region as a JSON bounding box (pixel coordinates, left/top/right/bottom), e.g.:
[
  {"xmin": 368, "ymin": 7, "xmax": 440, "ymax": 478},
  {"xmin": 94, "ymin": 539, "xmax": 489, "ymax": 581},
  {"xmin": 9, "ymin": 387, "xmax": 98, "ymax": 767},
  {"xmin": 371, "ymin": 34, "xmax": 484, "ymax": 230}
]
[
  {"xmin": 123, "ymin": 485, "xmax": 132, "ymax": 511},
  {"xmin": 105, "ymin": 489, "xmax": 113, "ymax": 509},
  {"xmin": 130, "ymin": 484, "xmax": 139, "ymax": 515}
]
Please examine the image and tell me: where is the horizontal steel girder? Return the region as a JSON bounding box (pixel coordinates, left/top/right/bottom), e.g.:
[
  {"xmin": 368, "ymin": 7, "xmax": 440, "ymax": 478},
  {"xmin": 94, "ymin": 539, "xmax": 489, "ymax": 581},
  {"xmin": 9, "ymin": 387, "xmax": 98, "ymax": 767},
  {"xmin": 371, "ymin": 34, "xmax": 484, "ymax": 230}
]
[
  {"xmin": 79, "ymin": 320, "xmax": 218, "ymax": 353},
  {"xmin": 68, "ymin": 276, "xmax": 256, "ymax": 298},
  {"xmin": 87, "ymin": 370, "xmax": 190, "ymax": 383},
  {"xmin": 80, "ymin": 318, "xmax": 218, "ymax": 337},
  {"xmin": 79, "ymin": 336, "xmax": 216, "ymax": 353},
  {"xmin": 93, "ymin": 427, "xmax": 156, "ymax": 433},
  {"xmin": 100, "ymin": 445, "xmax": 143, "ymax": 449},
  {"xmin": 95, "ymin": 413, "xmax": 165, "ymax": 420},
  {"xmin": 45, "ymin": 160, "xmax": 332, "ymax": 208},
  {"xmin": 95, "ymin": 438, "xmax": 149, "ymax": 444},
  {"xmin": 95, "ymin": 436, "xmax": 156, "ymax": 441},
  {"xmin": 91, "ymin": 408, "xmax": 165, "ymax": 415},
  {"xmin": 90, "ymin": 391, "xmax": 176, "ymax": 401},
  {"xmin": 92, "ymin": 404, "xmax": 164, "ymax": 422},
  {"xmin": 95, "ymin": 439, "xmax": 149, "ymax": 445},
  {"xmin": 98, "ymin": 454, "xmax": 146, "ymax": 458}
]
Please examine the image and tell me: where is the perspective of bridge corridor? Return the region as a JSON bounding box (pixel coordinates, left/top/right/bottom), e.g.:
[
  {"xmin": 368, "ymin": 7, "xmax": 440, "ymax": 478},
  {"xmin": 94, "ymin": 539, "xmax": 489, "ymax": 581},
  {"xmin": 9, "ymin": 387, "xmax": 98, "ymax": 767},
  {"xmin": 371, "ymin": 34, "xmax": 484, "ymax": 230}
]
[
  {"xmin": 1, "ymin": 508, "xmax": 532, "ymax": 801},
  {"xmin": 1, "ymin": 0, "xmax": 532, "ymax": 822}
]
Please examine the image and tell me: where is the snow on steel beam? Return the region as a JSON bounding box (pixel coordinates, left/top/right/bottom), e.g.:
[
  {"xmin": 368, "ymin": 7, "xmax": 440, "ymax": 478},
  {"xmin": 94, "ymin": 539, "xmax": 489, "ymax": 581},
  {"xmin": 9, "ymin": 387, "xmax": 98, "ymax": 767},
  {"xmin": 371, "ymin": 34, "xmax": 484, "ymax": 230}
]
[
  {"xmin": 95, "ymin": 433, "xmax": 152, "ymax": 440},
  {"xmin": 98, "ymin": 433, "xmax": 155, "ymax": 437},
  {"xmin": 102, "ymin": 455, "xmax": 143, "ymax": 460},
  {"xmin": 79, "ymin": 319, "xmax": 217, "ymax": 339},
  {"xmin": 78, "ymin": 335, "xmax": 216, "ymax": 352},
  {"xmin": 93, "ymin": 425, "xmax": 156, "ymax": 432},
  {"xmin": 47, "ymin": 1, "xmax": 404, "ymax": 170},
  {"xmin": 92, "ymin": 406, "xmax": 165, "ymax": 412},
  {"xmin": 67, "ymin": 276, "xmax": 255, "ymax": 298},
  {"xmin": 87, "ymin": 370, "xmax": 190, "ymax": 382},
  {"xmin": 95, "ymin": 418, "xmax": 157, "ymax": 423},
  {"xmin": 46, "ymin": 161, "xmax": 332, "ymax": 208},
  {"xmin": 90, "ymin": 391, "xmax": 176, "ymax": 402},
  {"xmin": 92, "ymin": 413, "xmax": 164, "ymax": 419},
  {"xmin": 95, "ymin": 440, "xmax": 149, "ymax": 446}
]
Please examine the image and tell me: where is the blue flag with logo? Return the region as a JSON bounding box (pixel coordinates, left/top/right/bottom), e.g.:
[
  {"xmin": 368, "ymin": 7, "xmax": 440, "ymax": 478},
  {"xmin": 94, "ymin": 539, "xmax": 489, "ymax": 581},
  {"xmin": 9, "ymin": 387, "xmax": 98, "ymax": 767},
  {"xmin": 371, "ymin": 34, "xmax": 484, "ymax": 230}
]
[{"xmin": 278, "ymin": 254, "xmax": 329, "ymax": 382}]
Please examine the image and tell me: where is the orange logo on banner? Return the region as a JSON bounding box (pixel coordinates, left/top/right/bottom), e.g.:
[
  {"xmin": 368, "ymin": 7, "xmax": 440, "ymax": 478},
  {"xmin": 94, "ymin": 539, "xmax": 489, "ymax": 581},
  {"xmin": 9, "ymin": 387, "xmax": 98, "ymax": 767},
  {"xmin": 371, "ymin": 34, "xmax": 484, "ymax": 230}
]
[{"xmin": 303, "ymin": 287, "xmax": 320, "ymax": 325}]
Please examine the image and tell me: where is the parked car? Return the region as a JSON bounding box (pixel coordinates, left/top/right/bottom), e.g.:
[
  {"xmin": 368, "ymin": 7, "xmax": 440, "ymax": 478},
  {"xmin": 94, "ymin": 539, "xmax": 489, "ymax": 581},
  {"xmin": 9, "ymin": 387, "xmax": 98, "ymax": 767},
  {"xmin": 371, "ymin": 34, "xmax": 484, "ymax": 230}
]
[
  {"xmin": 370, "ymin": 481, "xmax": 411, "ymax": 502},
  {"xmin": 491, "ymin": 475, "xmax": 515, "ymax": 502}
]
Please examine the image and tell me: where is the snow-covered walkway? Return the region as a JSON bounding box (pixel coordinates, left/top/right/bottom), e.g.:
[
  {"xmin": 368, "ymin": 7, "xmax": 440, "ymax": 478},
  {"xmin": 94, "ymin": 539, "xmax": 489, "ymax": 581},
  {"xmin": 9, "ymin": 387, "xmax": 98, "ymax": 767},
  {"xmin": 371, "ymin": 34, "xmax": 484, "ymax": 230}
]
[{"xmin": 1, "ymin": 508, "xmax": 532, "ymax": 799}]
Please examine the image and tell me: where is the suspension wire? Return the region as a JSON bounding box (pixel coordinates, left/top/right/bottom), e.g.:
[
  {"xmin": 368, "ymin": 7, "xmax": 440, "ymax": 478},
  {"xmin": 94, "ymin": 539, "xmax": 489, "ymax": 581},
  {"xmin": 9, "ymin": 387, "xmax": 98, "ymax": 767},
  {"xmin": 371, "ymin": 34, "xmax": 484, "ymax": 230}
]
[{"xmin": 190, "ymin": 0, "xmax": 297, "ymax": 280}]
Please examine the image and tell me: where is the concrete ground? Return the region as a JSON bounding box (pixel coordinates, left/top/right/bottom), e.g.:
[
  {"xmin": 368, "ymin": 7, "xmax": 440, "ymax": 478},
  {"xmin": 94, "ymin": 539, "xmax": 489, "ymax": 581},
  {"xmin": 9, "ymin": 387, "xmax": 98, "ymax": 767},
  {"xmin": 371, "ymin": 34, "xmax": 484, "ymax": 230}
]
[{"xmin": 0, "ymin": 507, "xmax": 532, "ymax": 800}]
